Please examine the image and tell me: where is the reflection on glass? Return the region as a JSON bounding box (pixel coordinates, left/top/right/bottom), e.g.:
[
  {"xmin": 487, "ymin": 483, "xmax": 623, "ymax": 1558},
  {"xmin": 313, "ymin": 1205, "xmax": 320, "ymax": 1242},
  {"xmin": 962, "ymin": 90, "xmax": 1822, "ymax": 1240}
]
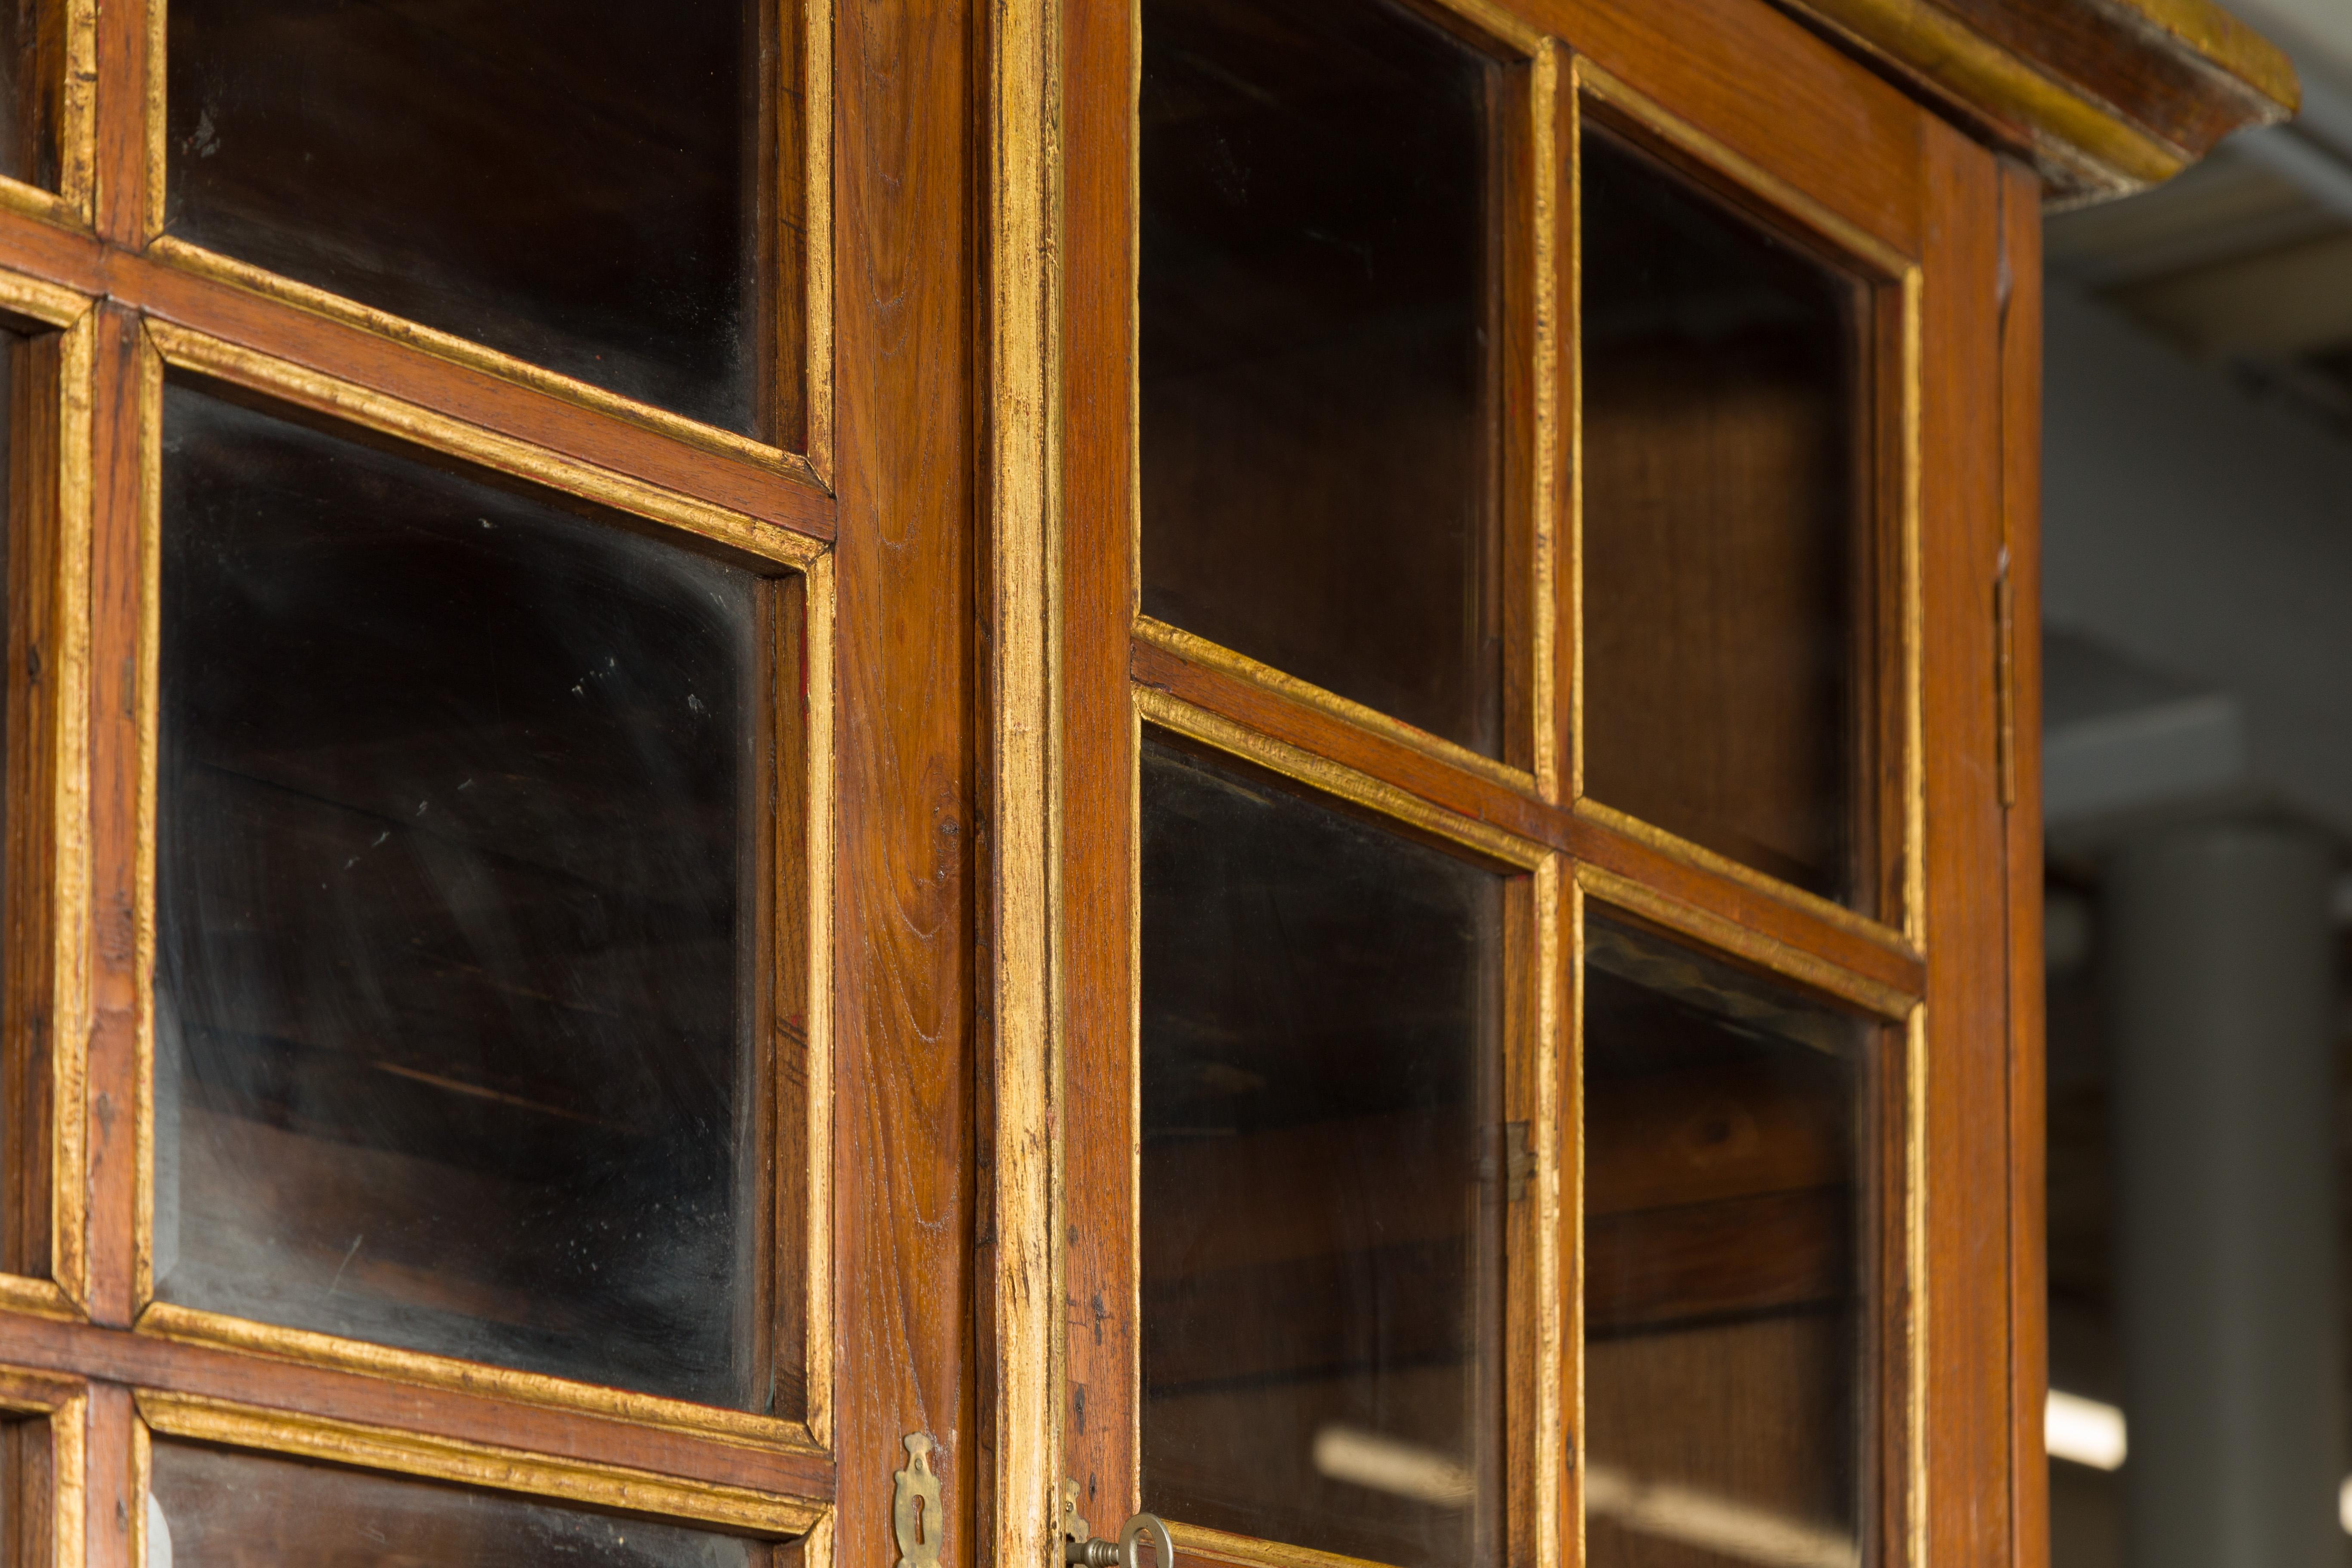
[
  {"xmin": 1583, "ymin": 915, "xmax": 1868, "ymax": 1568},
  {"xmin": 0, "ymin": 2, "xmax": 54, "ymax": 189},
  {"xmin": 155, "ymin": 383, "xmax": 775, "ymax": 1410},
  {"xmin": 148, "ymin": 1442, "xmax": 776, "ymax": 1567},
  {"xmin": 165, "ymin": 0, "xmax": 775, "ymax": 435},
  {"xmin": 1140, "ymin": 0, "xmax": 1503, "ymax": 756},
  {"xmin": 1581, "ymin": 124, "xmax": 1870, "ymax": 906},
  {"xmin": 1140, "ymin": 734, "xmax": 1505, "ymax": 1568},
  {"xmin": 0, "ymin": 1413, "xmax": 49, "ymax": 1560}
]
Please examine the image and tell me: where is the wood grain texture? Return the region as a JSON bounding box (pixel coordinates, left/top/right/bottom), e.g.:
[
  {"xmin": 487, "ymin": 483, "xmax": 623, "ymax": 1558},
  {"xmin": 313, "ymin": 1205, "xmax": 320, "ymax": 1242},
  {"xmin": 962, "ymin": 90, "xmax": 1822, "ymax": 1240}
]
[
  {"xmin": 80, "ymin": 302, "xmax": 139, "ymax": 1334},
  {"xmin": 1060, "ymin": 0, "xmax": 1139, "ymax": 1539},
  {"xmin": 830, "ymin": 6, "xmax": 978, "ymax": 1568},
  {"xmin": 1998, "ymin": 154, "xmax": 2049, "ymax": 1568},
  {"xmin": 1918, "ymin": 112, "xmax": 2012, "ymax": 1568}
]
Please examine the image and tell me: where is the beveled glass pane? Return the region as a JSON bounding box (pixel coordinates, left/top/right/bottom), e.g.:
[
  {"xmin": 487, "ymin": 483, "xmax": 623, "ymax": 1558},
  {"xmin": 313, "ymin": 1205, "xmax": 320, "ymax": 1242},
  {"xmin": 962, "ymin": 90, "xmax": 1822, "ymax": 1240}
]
[
  {"xmin": 155, "ymin": 384, "xmax": 775, "ymax": 1409},
  {"xmin": 148, "ymin": 1442, "xmax": 775, "ymax": 1567},
  {"xmin": 1581, "ymin": 125, "xmax": 1871, "ymax": 906},
  {"xmin": 1140, "ymin": 0, "xmax": 1503, "ymax": 756},
  {"xmin": 1583, "ymin": 915, "xmax": 1869, "ymax": 1568},
  {"xmin": 1140, "ymin": 733, "xmax": 1505, "ymax": 1568},
  {"xmin": 165, "ymin": 0, "xmax": 777, "ymax": 436}
]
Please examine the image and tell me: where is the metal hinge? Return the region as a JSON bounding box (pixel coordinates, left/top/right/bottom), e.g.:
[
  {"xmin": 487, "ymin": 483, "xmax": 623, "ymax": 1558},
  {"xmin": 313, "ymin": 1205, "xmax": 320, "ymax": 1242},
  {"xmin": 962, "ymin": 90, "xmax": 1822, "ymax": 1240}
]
[{"xmin": 1477, "ymin": 1121, "xmax": 1534, "ymax": 1203}]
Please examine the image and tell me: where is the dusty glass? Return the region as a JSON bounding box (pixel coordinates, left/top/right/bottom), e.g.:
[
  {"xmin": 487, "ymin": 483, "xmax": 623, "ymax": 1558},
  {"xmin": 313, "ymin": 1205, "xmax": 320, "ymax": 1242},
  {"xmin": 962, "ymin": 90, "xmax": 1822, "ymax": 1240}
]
[
  {"xmin": 1140, "ymin": 0, "xmax": 1504, "ymax": 756},
  {"xmin": 0, "ymin": 0, "xmax": 58, "ymax": 190},
  {"xmin": 148, "ymin": 1441, "xmax": 775, "ymax": 1567},
  {"xmin": 1139, "ymin": 734, "xmax": 1506, "ymax": 1568},
  {"xmin": 165, "ymin": 0, "xmax": 778, "ymax": 436},
  {"xmin": 1580, "ymin": 123, "xmax": 1871, "ymax": 906},
  {"xmin": 153, "ymin": 383, "xmax": 775, "ymax": 1410},
  {"xmin": 1583, "ymin": 914, "xmax": 1869, "ymax": 1568}
]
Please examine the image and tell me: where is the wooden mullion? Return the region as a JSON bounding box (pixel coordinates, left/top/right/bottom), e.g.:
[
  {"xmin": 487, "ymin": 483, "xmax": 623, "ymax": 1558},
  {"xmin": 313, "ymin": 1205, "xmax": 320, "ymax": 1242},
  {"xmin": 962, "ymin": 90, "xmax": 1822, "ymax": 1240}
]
[
  {"xmin": 0, "ymin": 1314, "xmax": 837, "ymax": 1501},
  {"xmin": 1135, "ymin": 634, "xmax": 1925, "ymax": 1005},
  {"xmin": 1061, "ymin": 0, "xmax": 1139, "ymax": 1534}
]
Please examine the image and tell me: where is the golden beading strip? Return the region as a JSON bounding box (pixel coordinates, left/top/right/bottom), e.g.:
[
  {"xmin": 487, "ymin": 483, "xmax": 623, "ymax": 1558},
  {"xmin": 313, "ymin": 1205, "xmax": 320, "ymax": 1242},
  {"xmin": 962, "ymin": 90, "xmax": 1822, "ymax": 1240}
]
[
  {"xmin": 1139, "ymin": 686, "xmax": 1549, "ymax": 871},
  {"xmin": 145, "ymin": 238, "xmax": 825, "ymax": 487},
  {"xmin": 136, "ymin": 1389, "xmax": 829, "ymax": 1537},
  {"xmin": 136, "ymin": 1303, "xmax": 827, "ymax": 1455},
  {"xmin": 1135, "ymin": 618, "xmax": 1538, "ymax": 797},
  {"xmin": 142, "ymin": 317, "xmax": 828, "ymax": 570},
  {"xmin": 1574, "ymin": 860, "xmax": 1919, "ymax": 1020}
]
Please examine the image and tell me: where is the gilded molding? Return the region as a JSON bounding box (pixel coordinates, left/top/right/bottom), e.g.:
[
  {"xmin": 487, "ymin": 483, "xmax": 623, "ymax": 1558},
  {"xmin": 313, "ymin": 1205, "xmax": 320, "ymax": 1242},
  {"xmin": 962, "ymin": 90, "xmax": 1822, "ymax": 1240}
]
[
  {"xmin": 135, "ymin": 1303, "xmax": 827, "ymax": 1456},
  {"xmin": 142, "ymin": 318, "xmax": 828, "ymax": 570},
  {"xmin": 984, "ymin": 0, "xmax": 1066, "ymax": 1564},
  {"xmin": 135, "ymin": 1389, "xmax": 829, "ymax": 1537},
  {"xmin": 1133, "ymin": 618, "xmax": 1538, "ymax": 796},
  {"xmin": 1778, "ymin": 0, "xmax": 2295, "ymax": 202},
  {"xmin": 1573, "ymin": 860, "xmax": 1920, "ymax": 1020},
  {"xmin": 0, "ymin": 1365, "xmax": 86, "ymax": 1568},
  {"xmin": 1139, "ymin": 686, "xmax": 1548, "ymax": 872}
]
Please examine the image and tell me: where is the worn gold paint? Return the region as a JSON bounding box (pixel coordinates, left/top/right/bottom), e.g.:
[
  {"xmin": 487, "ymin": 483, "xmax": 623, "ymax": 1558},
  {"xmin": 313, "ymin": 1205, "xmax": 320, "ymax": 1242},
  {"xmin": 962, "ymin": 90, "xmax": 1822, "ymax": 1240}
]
[
  {"xmin": 142, "ymin": 318, "xmax": 827, "ymax": 567},
  {"xmin": 43, "ymin": 296, "xmax": 96, "ymax": 1312},
  {"xmin": 1139, "ymin": 687, "xmax": 1548, "ymax": 872},
  {"xmin": 1573, "ymin": 859, "xmax": 1919, "ymax": 1020},
  {"xmin": 135, "ymin": 1389, "xmax": 829, "ymax": 1536},
  {"xmin": 1133, "ymin": 618, "xmax": 1537, "ymax": 796},
  {"xmin": 986, "ymin": 0, "xmax": 1066, "ymax": 1561},
  {"xmin": 131, "ymin": 322, "xmax": 162, "ymax": 1312},
  {"xmin": 800, "ymin": 0, "xmax": 835, "ymax": 489},
  {"xmin": 798, "ymin": 549, "xmax": 836, "ymax": 1453},
  {"xmin": 1531, "ymin": 40, "xmax": 1562, "ymax": 807},
  {"xmin": 138, "ymin": 1283, "xmax": 830, "ymax": 1457},
  {"xmin": 1781, "ymin": 0, "xmax": 2279, "ymax": 198},
  {"xmin": 1573, "ymin": 799, "xmax": 1920, "ymax": 965},
  {"xmin": 144, "ymin": 240, "xmax": 829, "ymax": 487},
  {"xmin": 1531, "ymin": 852, "xmax": 1564, "ymax": 1568}
]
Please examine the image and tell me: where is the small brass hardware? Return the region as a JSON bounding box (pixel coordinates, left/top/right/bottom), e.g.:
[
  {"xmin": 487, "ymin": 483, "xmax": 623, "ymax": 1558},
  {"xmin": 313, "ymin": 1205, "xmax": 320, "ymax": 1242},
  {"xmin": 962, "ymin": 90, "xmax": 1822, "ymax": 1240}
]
[
  {"xmin": 1062, "ymin": 1485, "xmax": 1175, "ymax": 1568},
  {"xmin": 1478, "ymin": 1121, "xmax": 1534, "ymax": 1202},
  {"xmin": 894, "ymin": 1434, "xmax": 943, "ymax": 1568}
]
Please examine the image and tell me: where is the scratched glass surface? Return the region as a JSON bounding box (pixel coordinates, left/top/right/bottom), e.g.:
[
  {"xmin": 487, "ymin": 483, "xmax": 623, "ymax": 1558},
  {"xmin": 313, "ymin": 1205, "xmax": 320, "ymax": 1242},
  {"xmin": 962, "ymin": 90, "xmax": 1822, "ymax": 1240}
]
[
  {"xmin": 152, "ymin": 383, "xmax": 770, "ymax": 1409},
  {"xmin": 1140, "ymin": 0, "xmax": 1504, "ymax": 756},
  {"xmin": 1580, "ymin": 125, "xmax": 1872, "ymax": 908},
  {"xmin": 164, "ymin": 0, "xmax": 776, "ymax": 436},
  {"xmin": 1582, "ymin": 915, "xmax": 1868, "ymax": 1568},
  {"xmin": 148, "ymin": 1441, "xmax": 777, "ymax": 1567},
  {"xmin": 1139, "ymin": 734, "xmax": 1506, "ymax": 1568}
]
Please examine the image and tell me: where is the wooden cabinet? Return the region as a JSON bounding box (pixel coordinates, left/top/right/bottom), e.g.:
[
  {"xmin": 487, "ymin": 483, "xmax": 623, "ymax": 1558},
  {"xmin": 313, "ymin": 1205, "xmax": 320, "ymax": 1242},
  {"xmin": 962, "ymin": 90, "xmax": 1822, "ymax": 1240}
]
[{"xmin": 0, "ymin": 0, "xmax": 2288, "ymax": 1565}]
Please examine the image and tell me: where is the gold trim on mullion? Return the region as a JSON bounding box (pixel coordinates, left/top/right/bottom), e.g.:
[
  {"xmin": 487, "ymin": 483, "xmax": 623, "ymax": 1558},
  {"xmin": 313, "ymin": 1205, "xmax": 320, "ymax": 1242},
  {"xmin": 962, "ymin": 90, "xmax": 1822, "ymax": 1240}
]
[
  {"xmin": 1528, "ymin": 850, "xmax": 1565, "ymax": 1568},
  {"xmin": 1574, "ymin": 859, "xmax": 1917, "ymax": 1021},
  {"xmin": 797, "ymin": 548, "xmax": 836, "ymax": 1452},
  {"xmin": 135, "ymin": 1390, "xmax": 829, "ymax": 1536},
  {"xmin": 0, "ymin": 278, "xmax": 100, "ymax": 1316},
  {"xmin": 139, "ymin": 2, "xmax": 838, "ymax": 481},
  {"xmin": 1140, "ymin": 686, "xmax": 1547, "ymax": 872},
  {"xmin": 1530, "ymin": 38, "xmax": 1563, "ymax": 806},
  {"xmin": 142, "ymin": 319, "xmax": 828, "ymax": 569},
  {"xmin": 1135, "ymin": 618, "xmax": 1537, "ymax": 795},
  {"xmin": 1574, "ymin": 799, "xmax": 1920, "ymax": 965},
  {"xmin": 984, "ymin": 0, "xmax": 1065, "ymax": 1562},
  {"xmin": 144, "ymin": 238, "xmax": 830, "ymax": 489},
  {"xmin": 0, "ymin": 0, "xmax": 99, "ymax": 231},
  {"xmin": 0, "ymin": 1365, "xmax": 89, "ymax": 1568}
]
